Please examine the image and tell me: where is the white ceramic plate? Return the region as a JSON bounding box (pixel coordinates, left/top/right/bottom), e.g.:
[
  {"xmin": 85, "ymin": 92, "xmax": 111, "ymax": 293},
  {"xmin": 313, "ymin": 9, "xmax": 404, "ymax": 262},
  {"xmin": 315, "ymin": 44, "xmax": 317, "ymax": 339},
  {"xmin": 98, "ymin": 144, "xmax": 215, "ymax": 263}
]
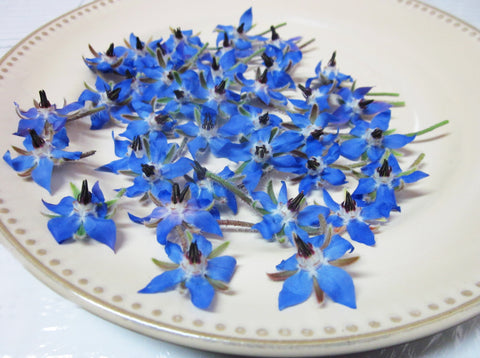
[{"xmin": 0, "ymin": 0, "xmax": 479, "ymax": 356}]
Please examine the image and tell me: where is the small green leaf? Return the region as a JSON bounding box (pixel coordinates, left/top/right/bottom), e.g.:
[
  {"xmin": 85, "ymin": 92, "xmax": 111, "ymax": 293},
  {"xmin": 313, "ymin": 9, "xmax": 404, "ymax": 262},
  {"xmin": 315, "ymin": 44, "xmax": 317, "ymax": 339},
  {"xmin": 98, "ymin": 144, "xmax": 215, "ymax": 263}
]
[
  {"xmin": 152, "ymin": 258, "xmax": 180, "ymax": 270},
  {"xmin": 206, "ymin": 276, "xmax": 229, "ymax": 291},
  {"xmin": 267, "ymin": 180, "xmax": 277, "ymax": 205},
  {"xmin": 208, "ymin": 241, "xmax": 230, "ymax": 259},
  {"xmin": 70, "ymin": 182, "xmax": 80, "ymax": 198}
]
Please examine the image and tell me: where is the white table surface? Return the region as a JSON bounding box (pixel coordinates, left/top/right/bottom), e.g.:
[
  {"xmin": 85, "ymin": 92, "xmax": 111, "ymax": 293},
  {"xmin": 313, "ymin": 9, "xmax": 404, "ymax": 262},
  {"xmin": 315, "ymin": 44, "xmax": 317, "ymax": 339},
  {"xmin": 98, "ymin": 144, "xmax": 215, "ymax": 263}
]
[{"xmin": 0, "ymin": 1, "xmax": 479, "ymax": 357}]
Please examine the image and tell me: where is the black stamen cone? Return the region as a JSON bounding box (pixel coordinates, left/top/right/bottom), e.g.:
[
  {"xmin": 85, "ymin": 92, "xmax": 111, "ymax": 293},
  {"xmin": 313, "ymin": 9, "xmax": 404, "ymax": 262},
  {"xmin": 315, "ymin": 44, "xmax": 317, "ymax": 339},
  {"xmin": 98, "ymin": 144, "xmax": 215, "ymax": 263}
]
[
  {"xmin": 258, "ymin": 112, "xmax": 269, "ymax": 125},
  {"xmin": 298, "ymin": 84, "xmax": 312, "ymax": 98},
  {"xmin": 287, "ymin": 192, "xmax": 304, "ymax": 212},
  {"xmin": 141, "ymin": 164, "xmax": 155, "ymax": 177},
  {"xmin": 378, "ymin": 159, "xmax": 392, "ymax": 177},
  {"xmin": 258, "ymin": 69, "xmax": 268, "ymax": 84},
  {"xmin": 187, "ymin": 241, "xmax": 202, "ymax": 264},
  {"xmin": 38, "ymin": 90, "xmax": 51, "ymax": 108},
  {"xmin": 237, "ymin": 22, "xmax": 245, "ymax": 34},
  {"xmin": 261, "ymin": 53, "xmax": 274, "ymax": 68},
  {"xmin": 78, "ymin": 180, "xmax": 92, "ymax": 205},
  {"xmin": 106, "ymin": 43, "xmax": 115, "ymax": 57},
  {"xmin": 328, "ymin": 51, "xmax": 337, "ymax": 67},
  {"xmin": 270, "ymin": 25, "xmax": 279, "ymax": 41},
  {"xmin": 174, "ymin": 28, "xmax": 183, "ymax": 40},
  {"xmin": 192, "ymin": 160, "xmax": 207, "ymax": 181},
  {"xmin": 106, "ymin": 88, "xmax": 121, "ymax": 101},
  {"xmin": 211, "ymin": 57, "xmax": 220, "ymax": 71},
  {"xmin": 359, "ymin": 99, "xmax": 374, "ymax": 109},
  {"xmin": 155, "ymin": 114, "xmax": 170, "ymax": 124},
  {"xmin": 311, "ymin": 128, "xmax": 325, "ymax": 140},
  {"xmin": 307, "ymin": 157, "xmax": 320, "ymax": 170},
  {"xmin": 371, "ymin": 128, "xmax": 383, "ymax": 139},
  {"xmin": 29, "ymin": 129, "xmax": 45, "ymax": 148},
  {"xmin": 342, "ymin": 191, "xmax": 356, "ymax": 212},
  {"xmin": 215, "ymin": 80, "xmax": 226, "ymax": 95},
  {"xmin": 174, "ymin": 90, "xmax": 185, "ymax": 99},
  {"xmin": 223, "ymin": 32, "xmax": 230, "ymax": 48},
  {"xmin": 172, "ymin": 183, "xmax": 180, "ymax": 204},
  {"xmin": 135, "ymin": 36, "xmax": 143, "ymax": 51},
  {"xmin": 131, "ymin": 136, "xmax": 143, "ymax": 151},
  {"xmin": 157, "ymin": 42, "xmax": 167, "ymax": 55},
  {"xmin": 202, "ymin": 114, "xmax": 214, "ymax": 130},
  {"xmin": 294, "ymin": 234, "xmax": 314, "ymax": 258}
]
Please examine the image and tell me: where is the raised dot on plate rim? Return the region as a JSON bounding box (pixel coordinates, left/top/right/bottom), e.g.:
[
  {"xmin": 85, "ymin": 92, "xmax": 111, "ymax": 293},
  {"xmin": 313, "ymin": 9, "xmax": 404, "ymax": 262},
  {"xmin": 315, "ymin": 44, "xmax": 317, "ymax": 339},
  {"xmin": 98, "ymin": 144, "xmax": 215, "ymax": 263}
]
[
  {"xmin": 93, "ymin": 287, "xmax": 104, "ymax": 294},
  {"xmin": 324, "ymin": 326, "xmax": 336, "ymax": 334},
  {"xmin": 428, "ymin": 303, "xmax": 439, "ymax": 310},
  {"xmin": 37, "ymin": 249, "xmax": 46, "ymax": 255},
  {"xmin": 112, "ymin": 295, "xmax": 122, "ymax": 302},
  {"xmin": 445, "ymin": 297, "xmax": 455, "ymax": 304},
  {"xmin": 193, "ymin": 319, "xmax": 203, "ymax": 327},
  {"xmin": 49, "ymin": 259, "xmax": 60, "ymax": 266},
  {"xmin": 235, "ymin": 327, "xmax": 246, "ymax": 334},
  {"xmin": 390, "ymin": 316, "xmax": 402, "ymax": 323},
  {"xmin": 15, "ymin": 228, "xmax": 26, "ymax": 235},
  {"xmin": 301, "ymin": 328, "xmax": 313, "ymax": 336},
  {"xmin": 78, "ymin": 278, "xmax": 88, "ymax": 285},
  {"xmin": 369, "ymin": 321, "xmax": 380, "ymax": 328},
  {"xmin": 152, "ymin": 309, "xmax": 162, "ymax": 316},
  {"xmin": 409, "ymin": 310, "xmax": 421, "ymax": 317},
  {"xmin": 25, "ymin": 239, "xmax": 35, "ymax": 245},
  {"xmin": 172, "ymin": 314, "xmax": 183, "ymax": 323},
  {"xmin": 346, "ymin": 324, "xmax": 358, "ymax": 332},
  {"xmin": 215, "ymin": 323, "xmax": 226, "ymax": 331},
  {"xmin": 131, "ymin": 302, "xmax": 141, "ymax": 309},
  {"xmin": 7, "ymin": 218, "xmax": 16, "ymax": 223},
  {"xmin": 62, "ymin": 269, "xmax": 72, "ymax": 276},
  {"xmin": 461, "ymin": 290, "xmax": 473, "ymax": 297},
  {"xmin": 279, "ymin": 328, "xmax": 291, "ymax": 336},
  {"xmin": 256, "ymin": 328, "xmax": 268, "ymax": 336}
]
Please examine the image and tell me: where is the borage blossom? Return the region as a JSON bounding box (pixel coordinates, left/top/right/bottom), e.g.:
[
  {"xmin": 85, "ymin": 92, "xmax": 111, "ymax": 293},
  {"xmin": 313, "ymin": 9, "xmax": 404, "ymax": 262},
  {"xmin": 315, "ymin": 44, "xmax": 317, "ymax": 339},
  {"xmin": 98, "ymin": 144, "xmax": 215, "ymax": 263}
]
[
  {"xmin": 42, "ymin": 180, "xmax": 118, "ymax": 251},
  {"xmin": 139, "ymin": 233, "xmax": 236, "ymax": 309},
  {"xmin": 129, "ymin": 183, "xmax": 223, "ymax": 245},
  {"xmin": 3, "ymin": 128, "xmax": 89, "ymax": 193},
  {"xmin": 352, "ymin": 155, "xmax": 428, "ymax": 217},
  {"xmin": 268, "ymin": 232, "xmax": 357, "ymax": 310},
  {"xmin": 252, "ymin": 181, "xmax": 329, "ymax": 243}
]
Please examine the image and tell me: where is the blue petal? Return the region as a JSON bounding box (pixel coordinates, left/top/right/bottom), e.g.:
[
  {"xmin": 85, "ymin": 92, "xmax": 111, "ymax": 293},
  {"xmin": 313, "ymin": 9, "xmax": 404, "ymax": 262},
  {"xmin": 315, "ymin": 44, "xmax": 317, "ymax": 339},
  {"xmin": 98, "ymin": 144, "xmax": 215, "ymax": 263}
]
[
  {"xmin": 370, "ymin": 110, "xmax": 391, "ymax": 130},
  {"xmin": 91, "ymin": 181, "xmax": 105, "ymax": 203},
  {"xmin": 185, "ymin": 275, "xmax": 215, "ymax": 309},
  {"xmin": 192, "ymin": 233, "xmax": 213, "ymax": 257},
  {"xmin": 3, "ymin": 151, "xmax": 35, "ymax": 172},
  {"xmin": 323, "ymin": 235, "xmax": 354, "ymax": 260},
  {"xmin": 298, "ymin": 205, "xmax": 330, "ymax": 226},
  {"xmin": 32, "ymin": 157, "xmax": 54, "ymax": 192},
  {"xmin": 138, "ymin": 268, "xmax": 185, "ymax": 293},
  {"xmin": 317, "ymin": 265, "xmax": 356, "ymax": 308},
  {"xmin": 400, "ymin": 170, "xmax": 429, "ymax": 184},
  {"xmin": 366, "ymin": 146, "xmax": 385, "ymax": 162},
  {"xmin": 340, "ymin": 138, "xmax": 367, "ymax": 160},
  {"xmin": 162, "ymin": 157, "xmax": 193, "ymax": 179},
  {"xmin": 252, "ymin": 214, "xmax": 283, "ymax": 239},
  {"xmin": 239, "ymin": 7, "xmax": 253, "ymax": 31},
  {"xmin": 84, "ymin": 216, "xmax": 117, "ymax": 251},
  {"xmin": 322, "ymin": 189, "xmax": 340, "ymax": 212},
  {"xmin": 277, "ymin": 181, "xmax": 288, "ymax": 204},
  {"xmin": 322, "ymin": 167, "xmax": 347, "ymax": 186},
  {"xmin": 156, "ymin": 215, "xmax": 182, "ymax": 244},
  {"xmin": 346, "ymin": 219, "xmax": 375, "ymax": 246},
  {"xmin": 42, "ymin": 197, "xmax": 75, "ymax": 215},
  {"xmin": 353, "ymin": 178, "xmax": 377, "ymax": 196},
  {"xmin": 184, "ymin": 210, "xmax": 223, "ymax": 237},
  {"xmin": 165, "ymin": 242, "xmax": 183, "ymax": 264},
  {"xmin": 383, "ymin": 134, "xmax": 415, "ymax": 149},
  {"xmin": 207, "ymin": 256, "xmax": 237, "ymax": 282},
  {"xmin": 276, "ymin": 254, "xmax": 298, "ymax": 271},
  {"xmin": 47, "ymin": 215, "xmax": 81, "ymax": 243},
  {"xmin": 278, "ymin": 270, "xmax": 313, "ymax": 310},
  {"xmin": 188, "ymin": 136, "xmax": 208, "ymax": 158}
]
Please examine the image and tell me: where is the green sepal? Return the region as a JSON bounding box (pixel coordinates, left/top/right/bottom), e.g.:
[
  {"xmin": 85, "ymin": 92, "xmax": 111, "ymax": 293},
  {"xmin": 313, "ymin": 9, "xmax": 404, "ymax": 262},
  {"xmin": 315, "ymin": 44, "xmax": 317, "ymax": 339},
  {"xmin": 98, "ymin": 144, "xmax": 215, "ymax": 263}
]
[
  {"xmin": 208, "ymin": 241, "xmax": 230, "ymax": 259},
  {"xmin": 152, "ymin": 258, "xmax": 180, "ymax": 271},
  {"xmin": 70, "ymin": 182, "xmax": 80, "ymax": 198},
  {"xmin": 266, "ymin": 180, "xmax": 278, "ymax": 205}
]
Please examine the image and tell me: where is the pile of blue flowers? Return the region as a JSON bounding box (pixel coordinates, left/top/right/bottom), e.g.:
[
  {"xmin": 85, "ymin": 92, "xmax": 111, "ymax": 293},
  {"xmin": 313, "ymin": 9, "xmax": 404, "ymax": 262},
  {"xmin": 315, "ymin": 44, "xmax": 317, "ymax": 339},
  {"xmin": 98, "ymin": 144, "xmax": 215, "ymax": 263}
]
[{"xmin": 3, "ymin": 8, "xmax": 447, "ymax": 311}]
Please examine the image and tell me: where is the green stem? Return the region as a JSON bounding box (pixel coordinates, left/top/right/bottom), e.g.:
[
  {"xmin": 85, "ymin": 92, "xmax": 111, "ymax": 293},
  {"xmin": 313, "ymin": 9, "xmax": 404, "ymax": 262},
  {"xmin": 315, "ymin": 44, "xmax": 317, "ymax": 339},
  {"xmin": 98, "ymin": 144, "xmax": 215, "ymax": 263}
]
[
  {"xmin": 406, "ymin": 120, "xmax": 449, "ymax": 137},
  {"xmin": 388, "ymin": 101, "xmax": 405, "ymax": 107},
  {"xmin": 67, "ymin": 106, "xmax": 106, "ymax": 122},
  {"xmin": 206, "ymin": 171, "xmax": 253, "ymax": 205},
  {"xmin": 217, "ymin": 219, "xmax": 255, "ymax": 228},
  {"xmin": 367, "ymin": 92, "xmax": 400, "ymax": 97},
  {"xmin": 228, "ymin": 48, "xmax": 266, "ymax": 73},
  {"xmin": 299, "ymin": 38, "xmax": 315, "ymax": 49},
  {"xmin": 255, "ymin": 22, "xmax": 287, "ymax": 36}
]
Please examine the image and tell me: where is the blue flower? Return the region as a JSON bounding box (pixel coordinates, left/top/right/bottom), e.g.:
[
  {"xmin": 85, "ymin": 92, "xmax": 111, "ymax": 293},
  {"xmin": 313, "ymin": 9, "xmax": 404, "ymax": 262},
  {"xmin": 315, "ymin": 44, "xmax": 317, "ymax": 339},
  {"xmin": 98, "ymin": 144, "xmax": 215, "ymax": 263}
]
[
  {"xmin": 15, "ymin": 90, "xmax": 81, "ymax": 136},
  {"xmin": 322, "ymin": 190, "xmax": 384, "ymax": 246},
  {"xmin": 305, "ymin": 51, "xmax": 352, "ymax": 88},
  {"xmin": 219, "ymin": 127, "xmax": 303, "ymax": 192},
  {"xmin": 340, "ymin": 110, "xmax": 415, "ymax": 161},
  {"xmin": 78, "ymin": 76, "xmax": 132, "ymax": 129},
  {"xmin": 117, "ymin": 132, "xmax": 193, "ymax": 199},
  {"xmin": 297, "ymin": 141, "xmax": 347, "ymax": 194},
  {"xmin": 218, "ymin": 105, "xmax": 282, "ymax": 137},
  {"xmin": 352, "ymin": 155, "xmax": 429, "ymax": 217},
  {"xmin": 252, "ymin": 181, "xmax": 330, "ymax": 242},
  {"xmin": 129, "ymin": 183, "xmax": 223, "ymax": 245},
  {"xmin": 332, "ymin": 86, "xmax": 391, "ymax": 125},
  {"xmin": 96, "ymin": 134, "xmax": 148, "ymax": 174},
  {"xmin": 237, "ymin": 68, "xmax": 289, "ymax": 106},
  {"xmin": 3, "ymin": 128, "xmax": 84, "ymax": 193},
  {"xmin": 270, "ymin": 233, "xmax": 356, "ymax": 310},
  {"xmin": 139, "ymin": 233, "xmax": 236, "ymax": 309},
  {"xmin": 42, "ymin": 180, "xmax": 117, "ymax": 251},
  {"xmin": 84, "ymin": 42, "xmax": 132, "ymax": 75}
]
